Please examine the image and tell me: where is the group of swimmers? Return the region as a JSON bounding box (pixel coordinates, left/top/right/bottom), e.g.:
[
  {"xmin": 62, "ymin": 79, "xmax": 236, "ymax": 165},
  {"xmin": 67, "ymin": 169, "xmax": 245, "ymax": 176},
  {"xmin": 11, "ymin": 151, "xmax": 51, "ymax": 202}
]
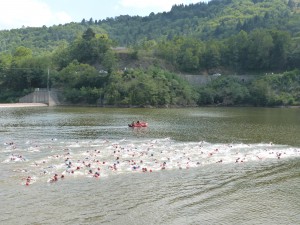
[
  {"xmin": 9, "ymin": 154, "xmax": 26, "ymax": 162},
  {"xmin": 11, "ymin": 139, "xmax": 297, "ymax": 186},
  {"xmin": 48, "ymin": 174, "xmax": 65, "ymax": 183}
]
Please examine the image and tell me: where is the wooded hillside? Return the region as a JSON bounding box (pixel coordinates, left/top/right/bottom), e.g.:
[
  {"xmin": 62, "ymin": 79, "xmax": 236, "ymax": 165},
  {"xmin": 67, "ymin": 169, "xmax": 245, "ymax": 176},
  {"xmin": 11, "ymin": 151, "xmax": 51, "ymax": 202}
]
[
  {"xmin": 0, "ymin": 0, "xmax": 299, "ymax": 106},
  {"xmin": 1, "ymin": 0, "xmax": 300, "ymax": 52}
]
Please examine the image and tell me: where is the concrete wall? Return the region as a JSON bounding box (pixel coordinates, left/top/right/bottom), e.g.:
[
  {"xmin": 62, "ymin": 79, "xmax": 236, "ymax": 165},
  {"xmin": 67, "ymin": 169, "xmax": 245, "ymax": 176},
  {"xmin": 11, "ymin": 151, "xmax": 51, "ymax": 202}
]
[
  {"xmin": 19, "ymin": 89, "xmax": 60, "ymax": 106},
  {"xmin": 179, "ymin": 74, "xmax": 256, "ymax": 86},
  {"xmin": 179, "ymin": 74, "xmax": 211, "ymax": 86}
]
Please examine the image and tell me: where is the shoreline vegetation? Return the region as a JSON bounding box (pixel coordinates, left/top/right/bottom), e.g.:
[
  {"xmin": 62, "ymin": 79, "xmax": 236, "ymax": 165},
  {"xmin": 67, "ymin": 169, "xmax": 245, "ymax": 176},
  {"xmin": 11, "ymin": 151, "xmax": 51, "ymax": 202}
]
[
  {"xmin": 0, "ymin": 1, "xmax": 299, "ymax": 107},
  {"xmin": 0, "ymin": 103, "xmax": 298, "ymax": 109}
]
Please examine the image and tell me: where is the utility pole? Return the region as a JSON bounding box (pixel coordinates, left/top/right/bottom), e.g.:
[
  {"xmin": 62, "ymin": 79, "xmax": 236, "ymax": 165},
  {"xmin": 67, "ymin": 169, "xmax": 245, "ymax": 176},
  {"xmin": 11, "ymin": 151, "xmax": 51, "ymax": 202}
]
[
  {"xmin": 47, "ymin": 68, "xmax": 50, "ymax": 106},
  {"xmin": 47, "ymin": 68, "xmax": 50, "ymax": 91}
]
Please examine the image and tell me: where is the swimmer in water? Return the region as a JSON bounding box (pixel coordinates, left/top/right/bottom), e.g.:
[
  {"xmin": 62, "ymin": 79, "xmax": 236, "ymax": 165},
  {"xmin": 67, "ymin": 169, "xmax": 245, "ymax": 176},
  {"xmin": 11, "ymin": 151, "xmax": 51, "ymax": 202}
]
[
  {"xmin": 49, "ymin": 174, "xmax": 58, "ymax": 183},
  {"xmin": 24, "ymin": 176, "xmax": 32, "ymax": 186}
]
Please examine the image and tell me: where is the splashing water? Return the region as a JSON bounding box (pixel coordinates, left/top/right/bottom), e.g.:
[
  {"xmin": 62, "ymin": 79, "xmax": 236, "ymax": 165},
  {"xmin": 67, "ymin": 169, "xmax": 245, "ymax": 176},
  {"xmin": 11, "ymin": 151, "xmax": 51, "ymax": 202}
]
[{"xmin": 2, "ymin": 138, "xmax": 299, "ymax": 186}]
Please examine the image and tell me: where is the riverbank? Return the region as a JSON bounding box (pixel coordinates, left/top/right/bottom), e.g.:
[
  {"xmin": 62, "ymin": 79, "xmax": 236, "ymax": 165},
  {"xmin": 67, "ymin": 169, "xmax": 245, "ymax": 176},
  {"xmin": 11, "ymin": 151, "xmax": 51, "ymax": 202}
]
[{"xmin": 0, "ymin": 103, "xmax": 48, "ymax": 108}]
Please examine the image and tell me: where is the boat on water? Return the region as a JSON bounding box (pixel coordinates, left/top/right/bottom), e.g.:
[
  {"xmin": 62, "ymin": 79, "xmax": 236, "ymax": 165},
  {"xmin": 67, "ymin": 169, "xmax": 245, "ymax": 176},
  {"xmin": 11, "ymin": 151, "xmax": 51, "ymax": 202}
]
[{"xmin": 128, "ymin": 121, "xmax": 148, "ymax": 128}]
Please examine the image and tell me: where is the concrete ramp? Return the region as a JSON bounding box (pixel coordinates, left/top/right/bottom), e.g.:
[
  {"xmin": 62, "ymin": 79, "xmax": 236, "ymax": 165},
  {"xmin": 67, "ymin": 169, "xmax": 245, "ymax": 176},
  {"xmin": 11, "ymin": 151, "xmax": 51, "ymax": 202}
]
[{"xmin": 19, "ymin": 88, "xmax": 61, "ymax": 106}]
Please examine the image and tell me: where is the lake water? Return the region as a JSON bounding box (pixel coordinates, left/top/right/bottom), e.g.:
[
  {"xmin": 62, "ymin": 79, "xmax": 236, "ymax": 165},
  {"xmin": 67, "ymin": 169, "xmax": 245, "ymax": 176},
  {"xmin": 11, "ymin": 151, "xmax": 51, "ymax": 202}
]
[{"xmin": 0, "ymin": 106, "xmax": 299, "ymax": 225}]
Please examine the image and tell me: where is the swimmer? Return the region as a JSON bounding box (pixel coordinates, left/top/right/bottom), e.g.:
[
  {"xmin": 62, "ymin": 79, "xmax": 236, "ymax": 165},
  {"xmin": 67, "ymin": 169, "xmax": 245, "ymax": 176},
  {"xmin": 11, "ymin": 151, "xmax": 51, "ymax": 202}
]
[
  {"xmin": 48, "ymin": 174, "xmax": 59, "ymax": 183},
  {"xmin": 276, "ymin": 152, "xmax": 282, "ymax": 159},
  {"xmin": 23, "ymin": 176, "xmax": 32, "ymax": 186},
  {"xmin": 93, "ymin": 172, "xmax": 100, "ymax": 178}
]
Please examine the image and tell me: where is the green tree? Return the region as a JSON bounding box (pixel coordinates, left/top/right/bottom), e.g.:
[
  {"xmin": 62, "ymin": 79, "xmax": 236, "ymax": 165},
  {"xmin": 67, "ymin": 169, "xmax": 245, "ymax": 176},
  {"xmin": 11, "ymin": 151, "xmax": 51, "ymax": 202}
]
[
  {"xmin": 247, "ymin": 29, "xmax": 274, "ymax": 71},
  {"xmin": 70, "ymin": 29, "xmax": 112, "ymax": 64},
  {"xmin": 202, "ymin": 41, "xmax": 221, "ymax": 70},
  {"xmin": 177, "ymin": 48, "xmax": 199, "ymax": 72},
  {"xmin": 51, "ymin": 41, "xmax": 72, "ymax": 70},
  {"xmin": 13, "ymin": 46, "xmax": 32, "ymax": 59},
  {"xmin": 55, "ymin": 60, "xmax": 102, "ymax": 89},
  {"xmin": 250, "ymin": 79, "xmax": 275, "ymax": 106},
  {"xmin": 269, "ymin": 30, "xmax": 291, "ymax": 71},
  {"xmin": 197, "ymin": 76, "xmax": 250, "ymax": 105},
  {"xmin": 102, "ymin": 50, "xmax": 117, "ymax": 73},
  {"xmin": 224, "ymin": 30, "xmax": 249, "ymax": 72}
]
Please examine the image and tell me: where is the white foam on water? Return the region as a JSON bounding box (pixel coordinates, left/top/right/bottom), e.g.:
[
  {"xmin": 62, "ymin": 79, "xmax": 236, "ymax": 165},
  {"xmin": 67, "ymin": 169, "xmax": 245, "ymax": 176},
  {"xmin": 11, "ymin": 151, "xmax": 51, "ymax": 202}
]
[
  {"xmin": 1, "ymin": 138, "xmax": 300, "ymax": 185},
  {"xmin": 2, "ymin": 153, "xmax": 27, "ymax": 163}
]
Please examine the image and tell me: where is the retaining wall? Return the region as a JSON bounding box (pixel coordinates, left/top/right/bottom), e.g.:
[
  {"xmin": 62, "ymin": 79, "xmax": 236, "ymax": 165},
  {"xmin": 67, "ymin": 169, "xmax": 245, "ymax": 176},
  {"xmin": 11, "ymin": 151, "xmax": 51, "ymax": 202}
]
[{"xmin": 19, "ymin": 89, "xmax": 60, "ymax": 106}]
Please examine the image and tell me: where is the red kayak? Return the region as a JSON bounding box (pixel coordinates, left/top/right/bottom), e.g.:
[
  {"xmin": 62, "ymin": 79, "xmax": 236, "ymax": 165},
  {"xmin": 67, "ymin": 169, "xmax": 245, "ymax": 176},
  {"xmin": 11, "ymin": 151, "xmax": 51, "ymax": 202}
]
[{"xmin": 128, "ymin": 122, "xmax": 148, "ymax": 127}]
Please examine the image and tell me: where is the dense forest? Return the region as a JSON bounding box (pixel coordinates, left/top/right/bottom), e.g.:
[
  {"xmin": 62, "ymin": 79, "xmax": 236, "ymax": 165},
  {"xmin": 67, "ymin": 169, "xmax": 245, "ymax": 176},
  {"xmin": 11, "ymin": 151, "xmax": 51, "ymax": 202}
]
[{"xmin": 0, "ymin": 0, "xmax": 300, "ymax": 107}]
